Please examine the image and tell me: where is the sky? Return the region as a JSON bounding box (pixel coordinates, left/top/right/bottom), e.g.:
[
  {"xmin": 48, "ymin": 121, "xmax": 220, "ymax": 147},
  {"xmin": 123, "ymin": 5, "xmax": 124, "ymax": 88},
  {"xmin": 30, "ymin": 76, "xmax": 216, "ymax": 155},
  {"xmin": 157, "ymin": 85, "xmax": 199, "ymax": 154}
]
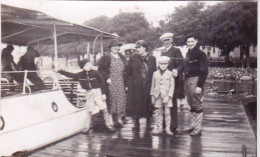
[
  {"xmin": 1, "ymin": 0, "xmax": 220, "ymax": 61},
  {"xmin": 1, "ymin": 0, "xmax": 218, "ymax": 27}
]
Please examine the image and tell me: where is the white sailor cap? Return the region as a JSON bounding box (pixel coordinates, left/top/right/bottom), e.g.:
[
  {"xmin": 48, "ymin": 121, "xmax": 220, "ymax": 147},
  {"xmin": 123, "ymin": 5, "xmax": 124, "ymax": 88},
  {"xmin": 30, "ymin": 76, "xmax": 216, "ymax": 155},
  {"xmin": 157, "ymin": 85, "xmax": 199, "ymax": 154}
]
[
  {"xmin": 160, "ymin": 33, "xmax": 173, "ymax": 41},
  {"xmin": 158, "ymin": 56, "xmax": 170, "ymax": 63}
]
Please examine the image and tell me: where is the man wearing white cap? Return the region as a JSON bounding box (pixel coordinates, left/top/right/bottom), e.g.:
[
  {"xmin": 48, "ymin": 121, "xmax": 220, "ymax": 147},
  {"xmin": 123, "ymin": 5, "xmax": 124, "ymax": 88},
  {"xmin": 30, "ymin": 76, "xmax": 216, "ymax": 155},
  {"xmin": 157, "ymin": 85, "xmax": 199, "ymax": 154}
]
[{"xmin": 159, "ymin": 32, "xmax": 185, "ymax": 134}]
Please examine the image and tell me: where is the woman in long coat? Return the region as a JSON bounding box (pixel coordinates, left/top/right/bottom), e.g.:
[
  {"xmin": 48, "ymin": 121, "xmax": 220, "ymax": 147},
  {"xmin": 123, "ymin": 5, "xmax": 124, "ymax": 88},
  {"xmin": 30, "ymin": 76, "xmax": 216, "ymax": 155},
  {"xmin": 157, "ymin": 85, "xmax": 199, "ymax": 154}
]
[
  {"xmin": 125, "ymin": 40, "xmax": 157, "ymax": 129},
  {"xmin": 98, "ymin": 40, "xmax": 127, "ymax": 126}
]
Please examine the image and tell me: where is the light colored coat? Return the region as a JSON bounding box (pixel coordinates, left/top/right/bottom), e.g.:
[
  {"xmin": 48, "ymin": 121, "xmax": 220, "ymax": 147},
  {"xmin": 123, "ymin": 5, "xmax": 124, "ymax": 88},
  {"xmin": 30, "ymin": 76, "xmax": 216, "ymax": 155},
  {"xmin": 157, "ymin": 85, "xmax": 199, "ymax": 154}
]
[{"xmin": 150, "ymin": 69, "xmax": 175, "ymax": 100}]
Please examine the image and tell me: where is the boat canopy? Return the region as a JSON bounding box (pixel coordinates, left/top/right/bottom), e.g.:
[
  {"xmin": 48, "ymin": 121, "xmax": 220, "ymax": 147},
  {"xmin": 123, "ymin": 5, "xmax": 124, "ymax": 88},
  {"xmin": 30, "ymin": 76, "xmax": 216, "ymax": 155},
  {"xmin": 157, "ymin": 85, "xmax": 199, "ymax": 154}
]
[{"xmin": 1, "ymin": 4, "xmax": 116, "ymax": 46}]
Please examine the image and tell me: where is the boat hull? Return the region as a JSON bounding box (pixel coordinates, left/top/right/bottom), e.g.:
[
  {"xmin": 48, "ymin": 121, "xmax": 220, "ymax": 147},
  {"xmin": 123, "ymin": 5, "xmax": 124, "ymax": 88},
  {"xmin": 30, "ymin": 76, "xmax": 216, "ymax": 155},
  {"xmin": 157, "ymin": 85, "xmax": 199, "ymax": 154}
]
[{"xmin": 0, "ymin": 90, "xmax": 87, "ymax": 156}]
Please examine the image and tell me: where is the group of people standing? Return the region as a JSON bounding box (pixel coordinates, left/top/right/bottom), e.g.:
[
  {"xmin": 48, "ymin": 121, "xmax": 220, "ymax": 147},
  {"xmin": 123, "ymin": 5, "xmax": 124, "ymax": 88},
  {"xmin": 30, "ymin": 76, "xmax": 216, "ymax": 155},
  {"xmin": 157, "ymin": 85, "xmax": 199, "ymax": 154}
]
[{"xmin": 58, "ymin": 32, "xmax": 209, "ymax": 137}]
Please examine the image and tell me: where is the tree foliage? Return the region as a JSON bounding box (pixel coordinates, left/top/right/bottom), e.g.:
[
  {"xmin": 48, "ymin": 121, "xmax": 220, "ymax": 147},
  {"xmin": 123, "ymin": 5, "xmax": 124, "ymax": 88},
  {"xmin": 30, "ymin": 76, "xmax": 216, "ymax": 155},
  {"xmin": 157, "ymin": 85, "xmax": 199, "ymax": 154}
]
[
  {"xmin": 83, "ymin": 15, "xmax": 111, "ymax": 32},
  {"xmin": 164, "ymin": 1, "xmax": 257, "ymax": 58},
  {"xmin": 165, "ymin": 2, "xmax": 206, "ymax": 45},
  {"xmin": 84, "ymin": 12, "xmax": 163, "ymax": 51},
  {"xmin": 38, "ymin": 2, "xmax": 257, "ymax": 62}
]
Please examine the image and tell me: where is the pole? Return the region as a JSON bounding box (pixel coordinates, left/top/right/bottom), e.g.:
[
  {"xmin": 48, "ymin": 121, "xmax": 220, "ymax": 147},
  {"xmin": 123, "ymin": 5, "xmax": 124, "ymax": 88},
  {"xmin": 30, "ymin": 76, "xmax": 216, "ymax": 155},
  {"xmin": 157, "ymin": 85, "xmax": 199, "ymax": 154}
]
[
  {"xmin": 53, "ymin": 25, "xmax": 58, "ymax": 70},
  {"xmin": 101, "ymin": 36, "xmax": 103, "ymax": 57},
  {"xmin": 53, "ymin": 25, "xmax": 59, "ymax": 89},
  {"xmin": 87, "ymin": 43, "xmax": 90, "ymax": 60},
  {"xmin": 0, "ymin": 44, "xmax": 2, "ymax": 124},
  {"xmin": 93, "ymin": 33, "xmax": 103, "ymax": 60}
]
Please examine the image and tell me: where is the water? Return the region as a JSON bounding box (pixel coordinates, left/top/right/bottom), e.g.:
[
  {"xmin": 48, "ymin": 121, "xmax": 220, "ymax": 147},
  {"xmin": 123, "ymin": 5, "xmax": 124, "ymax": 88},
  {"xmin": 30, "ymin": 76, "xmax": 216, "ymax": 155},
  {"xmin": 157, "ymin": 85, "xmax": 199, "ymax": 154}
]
[
  {"xmin": 204, "ymin": 80, "xmax": 257, "ymax": 101},
  {"xmin": 206, "ymin": 80, "xmax": 257, "ymax": 95}
]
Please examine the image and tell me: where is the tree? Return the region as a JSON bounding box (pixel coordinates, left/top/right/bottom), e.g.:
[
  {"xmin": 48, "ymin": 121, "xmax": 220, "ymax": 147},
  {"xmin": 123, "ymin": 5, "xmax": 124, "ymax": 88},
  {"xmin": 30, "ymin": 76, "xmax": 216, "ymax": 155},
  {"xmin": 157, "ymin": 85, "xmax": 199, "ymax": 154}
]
[
  {"xmin": 84, "ymin": 12, "xmax": 163, "ymax": 51},
  {"xmin": 164, "ymin": 1, "xmax": 257, "ymax": 65},
  {"xmin": 83, "ymin": 15, "xmax": 111, "ymax": 32},
  {"xmin": 204, "ymin": 2, "xmax": 257, "ymax": 65},
  {"xmin": 109, "ymin": 12, "xmax": 150, "ymax": 43},
  {"xmin": 164, "ymin": 2, "xmax": 206, "ymax": 46}
]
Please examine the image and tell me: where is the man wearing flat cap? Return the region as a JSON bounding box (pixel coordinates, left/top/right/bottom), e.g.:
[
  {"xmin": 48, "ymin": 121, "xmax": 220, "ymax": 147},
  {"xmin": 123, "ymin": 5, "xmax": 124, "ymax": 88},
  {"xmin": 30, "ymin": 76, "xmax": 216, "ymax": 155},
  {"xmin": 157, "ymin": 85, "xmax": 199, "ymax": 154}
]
[{"xmin": 159, "ymin": 32, "xmax": 185, "ymax": 134}]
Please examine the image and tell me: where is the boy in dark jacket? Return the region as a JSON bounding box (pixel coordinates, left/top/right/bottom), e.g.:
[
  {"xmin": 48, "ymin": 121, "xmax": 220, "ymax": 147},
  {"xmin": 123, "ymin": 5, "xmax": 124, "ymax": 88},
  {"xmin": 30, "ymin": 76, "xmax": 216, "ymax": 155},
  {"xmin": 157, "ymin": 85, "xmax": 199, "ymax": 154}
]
[
  {"xmin": 183, "ymin": 34, "xmax": 209, "ymax": 136},
  {"xmin": 58, "ymin": 59, "xmax": 115, "ymax": 133}
]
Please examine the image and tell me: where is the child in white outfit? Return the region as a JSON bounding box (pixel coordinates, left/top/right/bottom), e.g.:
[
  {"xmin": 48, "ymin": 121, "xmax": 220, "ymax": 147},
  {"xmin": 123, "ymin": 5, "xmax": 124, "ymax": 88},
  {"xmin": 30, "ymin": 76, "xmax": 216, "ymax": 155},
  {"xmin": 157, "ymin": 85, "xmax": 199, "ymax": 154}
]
[{"xmin": 150, "ymin": 56, "xmax": 175, "ymax": 135}]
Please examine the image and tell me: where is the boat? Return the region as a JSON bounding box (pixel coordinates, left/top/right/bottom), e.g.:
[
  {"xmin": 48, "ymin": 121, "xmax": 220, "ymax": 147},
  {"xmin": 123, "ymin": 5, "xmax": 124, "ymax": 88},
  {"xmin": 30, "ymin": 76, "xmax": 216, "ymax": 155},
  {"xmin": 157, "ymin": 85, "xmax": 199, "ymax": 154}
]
[{"xmin": 0, "ymin": 4, "xmax": 116, "ymax": 156}]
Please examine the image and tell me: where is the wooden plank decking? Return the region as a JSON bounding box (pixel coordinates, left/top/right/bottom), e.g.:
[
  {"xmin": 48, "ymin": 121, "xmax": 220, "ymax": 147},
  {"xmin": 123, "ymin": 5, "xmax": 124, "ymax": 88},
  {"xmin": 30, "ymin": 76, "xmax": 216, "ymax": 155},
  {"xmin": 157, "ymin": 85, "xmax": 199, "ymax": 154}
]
[{"xmin": 29, "ymin": 100, "xmax": 256, "ymax": 157}]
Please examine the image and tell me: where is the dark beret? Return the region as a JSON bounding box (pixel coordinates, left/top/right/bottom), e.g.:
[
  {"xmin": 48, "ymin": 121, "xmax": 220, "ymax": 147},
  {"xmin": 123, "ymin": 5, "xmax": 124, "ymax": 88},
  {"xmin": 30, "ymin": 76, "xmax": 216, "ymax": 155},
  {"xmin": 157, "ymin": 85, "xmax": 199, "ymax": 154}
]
[
  {"xmin": 6, "ymin": 44, "xmax": 14, "ymax": 51},
  {"xmin": 135, "ymin": 40, "xmax": 148, "ymax": 49},
  {"xmin": 109, "ymin": 39, "xmax": 123, "ymax": 48},
  {"xmin": 79, "ymin": 59, "xmax": 90, "ymax": 69}
]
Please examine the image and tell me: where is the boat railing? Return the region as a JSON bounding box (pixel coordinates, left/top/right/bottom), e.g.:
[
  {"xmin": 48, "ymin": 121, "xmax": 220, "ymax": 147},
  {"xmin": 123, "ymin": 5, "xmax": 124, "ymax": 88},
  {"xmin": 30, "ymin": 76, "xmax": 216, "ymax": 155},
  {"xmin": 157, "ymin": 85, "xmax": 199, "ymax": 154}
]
[{"xmin": 1, "ymin": 70, "xmax": 60, "ymax": 96}]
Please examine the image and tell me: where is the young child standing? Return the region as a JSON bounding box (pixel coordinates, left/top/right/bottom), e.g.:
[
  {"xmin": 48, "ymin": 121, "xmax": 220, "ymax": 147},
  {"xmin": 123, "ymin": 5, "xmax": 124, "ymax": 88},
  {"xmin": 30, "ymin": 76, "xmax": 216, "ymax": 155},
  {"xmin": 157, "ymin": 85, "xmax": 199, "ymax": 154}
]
[
  {"xmin": 58, "ymin": 59, "xmax": 115, "ymax": 134},
  {"xmin": 150, "ymin": 56, "xmax": 175, "ymax": 135}
]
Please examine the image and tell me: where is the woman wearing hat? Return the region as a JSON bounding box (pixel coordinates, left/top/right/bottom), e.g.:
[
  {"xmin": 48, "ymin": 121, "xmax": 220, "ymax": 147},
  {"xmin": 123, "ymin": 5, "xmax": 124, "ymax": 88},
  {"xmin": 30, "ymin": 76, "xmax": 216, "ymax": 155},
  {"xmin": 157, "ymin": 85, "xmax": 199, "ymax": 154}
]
[
  {"xmin": 98, "ymin": 39, "xmax": 127, "ymax": 126},
  {"xmin": 125, "ymin": 40, "xmax": 157, "ymax": 130}
]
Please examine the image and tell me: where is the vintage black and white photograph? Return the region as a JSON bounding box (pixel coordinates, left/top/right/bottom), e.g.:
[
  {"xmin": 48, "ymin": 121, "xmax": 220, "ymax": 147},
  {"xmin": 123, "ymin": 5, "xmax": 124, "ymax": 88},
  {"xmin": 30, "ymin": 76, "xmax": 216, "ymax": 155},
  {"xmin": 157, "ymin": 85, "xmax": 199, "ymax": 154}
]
[{"xmin": 0, "ymin": 0, "xmax": 257, "ymax": 157}]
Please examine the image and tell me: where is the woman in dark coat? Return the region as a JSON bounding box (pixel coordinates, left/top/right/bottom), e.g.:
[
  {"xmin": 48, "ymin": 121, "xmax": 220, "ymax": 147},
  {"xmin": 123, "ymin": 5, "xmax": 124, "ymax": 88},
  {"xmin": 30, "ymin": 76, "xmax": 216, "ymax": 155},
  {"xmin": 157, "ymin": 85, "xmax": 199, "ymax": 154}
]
[
  {"xmin": 125, "ymin": 40, "xmax": 157, "ymax": 130},
  {"xmin": 98, "ymin": 40, "xmax": 127, "ymax": 126}
]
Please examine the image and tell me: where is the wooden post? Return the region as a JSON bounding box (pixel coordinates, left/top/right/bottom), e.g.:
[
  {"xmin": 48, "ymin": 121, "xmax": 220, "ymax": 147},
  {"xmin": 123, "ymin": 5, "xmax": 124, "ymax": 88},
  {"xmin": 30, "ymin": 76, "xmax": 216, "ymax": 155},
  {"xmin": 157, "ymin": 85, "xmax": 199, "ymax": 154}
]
[
  {"xmin": 53, "ymin": 25, "xmax": 58, "ymax": 70},
  {"xmin": 87, "ymin": 43, "xmax": 90, "ymax": 60},
  {"xmin": 101, "ymin": 36, "xmax": 103, "ymax": 57}
]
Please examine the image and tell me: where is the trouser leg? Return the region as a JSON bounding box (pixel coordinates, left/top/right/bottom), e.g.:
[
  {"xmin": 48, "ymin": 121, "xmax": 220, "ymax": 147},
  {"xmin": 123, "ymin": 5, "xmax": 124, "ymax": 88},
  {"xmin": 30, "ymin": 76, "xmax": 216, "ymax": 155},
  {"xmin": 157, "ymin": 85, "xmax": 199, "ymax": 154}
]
[
  {"xmin": 183, "ymin": 111, "xmax": 196, "ymax": 132},
  {"xmin": 165, "ymin": 107, "xmax": 174, "ymax": 135},
  {"xmin": 190, "ymin": 112, "xmax": 196, "ymax": 129},
  {"xmin": 152, "ymin": 108, "xmax": 163, "ymax": 134},
  {"xmin": 82, "ymin": 110, "xmax": 91, "ymax": 134},
  {"xmin": 190, "ymin": 112, "xmax": 203, "ymax": 136},
  {"xmin": 170, "ymin": 96, "xmax": 178, "ymax": 132},
  {"xmin": 28, "ymin": 73, "xmax": 45, "ymax": 89},
  {"xmin": 102, "ymin": 108, "xmax": 115, "ymax": 131}
]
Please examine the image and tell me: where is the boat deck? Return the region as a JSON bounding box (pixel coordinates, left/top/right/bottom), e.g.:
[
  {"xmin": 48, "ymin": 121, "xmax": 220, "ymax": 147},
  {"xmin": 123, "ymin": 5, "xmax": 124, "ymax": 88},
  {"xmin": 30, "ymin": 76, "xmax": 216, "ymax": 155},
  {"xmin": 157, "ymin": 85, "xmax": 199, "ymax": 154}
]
[{"xmin": 29, "ymin": 100, "xmax": 256, "ymax": 157}]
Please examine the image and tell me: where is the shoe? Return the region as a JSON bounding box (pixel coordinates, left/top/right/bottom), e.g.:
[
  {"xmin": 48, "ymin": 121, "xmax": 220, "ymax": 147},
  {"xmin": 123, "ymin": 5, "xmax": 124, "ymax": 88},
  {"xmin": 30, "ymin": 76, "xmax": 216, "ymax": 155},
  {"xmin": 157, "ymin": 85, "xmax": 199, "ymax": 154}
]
[
  {"xmin": 152, "ymin": 129, "xmax": 163, "ymax": 135},
  {"xmin": 82, "ymin": 129, "xmax": 90, "ymax": 135},
  {"xmin": 132, "ymin": 120, "xmax": 140, "ymax": 131},
  {"xmin": 146, "ymin": 126, "xmax": 153, "ymax": 131},
  {"xmin": 190, "ymin": 129, "xmax": 202, "ymax": 136},
  {"xmin": 132, "ymin": 126, "xmax": 140, "ymax": 131},
  {"xmin": 117, "ymin": 118, "xmax": 123, "ymax": 125},
  {"xmin": 171, "ymin": 128, "xmax": 182, "ymax": 134},
  {"xmin": 107, "ymin": 126, "xmax": 116, "ymax": 132},
  {"xmin": 182, "ymin": 127, "xmax": 194, "ymax": 133},
  {"xmin": 115, "ymin": 122, "xmax": 123, "ymax": 128},
  {"xmin": 166, "ymin": 130, "xmax": 174, "ymax": 136}
]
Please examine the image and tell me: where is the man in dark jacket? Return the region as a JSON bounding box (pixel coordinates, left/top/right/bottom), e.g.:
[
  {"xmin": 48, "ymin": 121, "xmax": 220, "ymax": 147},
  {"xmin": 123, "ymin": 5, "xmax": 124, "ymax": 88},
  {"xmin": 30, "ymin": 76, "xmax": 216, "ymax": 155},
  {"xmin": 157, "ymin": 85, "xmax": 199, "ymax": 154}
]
[
  {"xmin": 183, "ymin": 34, "xmax": 209, "ymax": 136},
  {"xmin": 159, "ymin": 33, "xmax": 185, "ymax": 134},
  {"xmin": 17, "ymin": 46, "xmax": 44, "ymax": 87},
  {"xmin": 1, "ymin": 44, "xmax": 23, "ymax": 83}
]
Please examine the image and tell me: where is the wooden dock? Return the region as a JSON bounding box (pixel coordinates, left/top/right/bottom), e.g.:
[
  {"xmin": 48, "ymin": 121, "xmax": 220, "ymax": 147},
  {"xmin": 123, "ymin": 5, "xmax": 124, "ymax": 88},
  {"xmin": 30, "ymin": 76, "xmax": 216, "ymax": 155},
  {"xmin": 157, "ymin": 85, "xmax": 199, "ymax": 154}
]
[{"xmin": 29, "ymin": 100, "xmax": 256, "ymax": 157}]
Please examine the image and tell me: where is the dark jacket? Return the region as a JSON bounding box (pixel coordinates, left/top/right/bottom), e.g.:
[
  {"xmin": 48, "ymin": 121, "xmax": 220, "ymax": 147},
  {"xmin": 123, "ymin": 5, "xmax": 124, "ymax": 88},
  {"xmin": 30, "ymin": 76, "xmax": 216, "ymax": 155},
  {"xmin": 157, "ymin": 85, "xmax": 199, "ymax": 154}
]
[
  {"xmin": 1, "ymin": 48, "xmax": 17, "ymax": 71},
  {"xmin": 161, "ymin": 46, "xmax": 185, "ymax": 99},
  {"xmin": 59, "ymin": 69, "xmax": 106, "ymax": 94},
  {"xmin": 17, "ymin": 54, "xmax": 39, "ymax": 71},
  {"xmin": 125, "ymin": 54, "xmax": 157, "ymax": 118},
  {"xmin": 185, "ymin": 46, "xmax": 209, "ymax": 88},
  {"xmin": 98, "ymin": 53, "xmax": 127, "ymax": 82}
]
